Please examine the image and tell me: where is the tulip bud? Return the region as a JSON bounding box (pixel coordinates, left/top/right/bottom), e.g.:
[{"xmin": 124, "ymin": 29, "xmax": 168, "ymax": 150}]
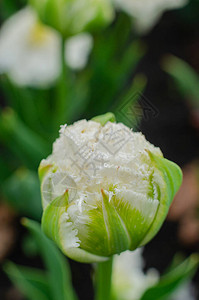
[
  {"xmin": 39, "ymin": 113, "xmax": 182, "ymax": 263},
  {"xmin": 29, "ymin": 0, "xmax": 114, "ymax": 37}
]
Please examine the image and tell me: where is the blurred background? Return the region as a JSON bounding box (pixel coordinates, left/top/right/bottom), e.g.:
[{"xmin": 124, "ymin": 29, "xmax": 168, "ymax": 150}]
[{"xmin": 0, "ymin": 0, "xmax": 199, "ymax": 299}]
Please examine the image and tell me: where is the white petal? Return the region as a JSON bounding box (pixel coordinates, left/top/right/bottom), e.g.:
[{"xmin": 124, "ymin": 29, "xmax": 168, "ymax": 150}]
[
  {"xmin": 0, "ymin": 7, "xmax": 35, "ymax": 71},
  {"xmin": 65, "ymin": 33, "xmax": 93, "ymax": 70},
  {"xmin": 59, "ymin": 212, "xmax": 80, "ymax": 249},
  {"xmin": 112, "ymin": 250, "xmax": 159, "ymax": 300},
  {"xmin": 41, "ymin": 120, "xmax": 163, "ymax": 207}
]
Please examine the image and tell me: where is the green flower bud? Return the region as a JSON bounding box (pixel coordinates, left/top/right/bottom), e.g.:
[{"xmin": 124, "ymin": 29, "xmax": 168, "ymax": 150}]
[
  {"xmin": 29, "ymin": 0, "xmax": 114, "ymax": 37},
  {"xmin": 39, "ymin": 113, "xmax": 182, "ymax": 263}
]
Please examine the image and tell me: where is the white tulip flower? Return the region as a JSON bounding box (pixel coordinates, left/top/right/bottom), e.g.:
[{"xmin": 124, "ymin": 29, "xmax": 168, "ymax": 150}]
[
  {"xmin": 112, "ymin": 249, "xmax": 159, "ymax": 300},
  {"xmin": 0, "ymin": 7, "xmax": 61, "ymax": 88},
  {"xmin": 39, "ymin": 113, "xmax": 182, "ymax": 263},
  {"xmin": 30, "ymin": 0, "xmax": 114, "ymax": 37},
  {"xmin": 114, "ymin": 0, "xmax": 188, "ymax": 33}
]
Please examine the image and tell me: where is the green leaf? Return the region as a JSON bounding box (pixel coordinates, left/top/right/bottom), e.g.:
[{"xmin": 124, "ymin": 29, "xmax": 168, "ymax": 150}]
[
  {"xmin": 86, "ymin": 13, "xmax": 145, "ymax": 117},
  {"xmin": 162, "ymin": 55, "xmax": 199, "ymax": 107},
  {"xmin": 114, "ymin": 74, "xmax": 147, "ymax": 129},
  {"xmin": 0, "ymin": 76, "xmax": 57, "ymax": 139},
  {"xmin": 22, "ymin": 218, "xmax": 77, "ymax": 300},
  {"xmin": 0, "ymin": 153, "xmax": 13, "ymax": 182},
  {"xmin": 0, "ymin": 108, "xmax": 50, "ymax": 169},
  {"xmin": 0, "ymin": 0, "xmax": 23, "ymax": 20},
  {"xmin": 66, "ymin": 74, "xmax": 90, "ymax": 123},
  {"xmin": 1, "ymin": 169, "xmax": 42, "ymax": 221},
  {"xmin": 4, "ymin": 262, "xmax": 51, "ymax": 300},
  {"xmin": 140, "ymin": 254, "xmax": 199, "ymax": 300}
]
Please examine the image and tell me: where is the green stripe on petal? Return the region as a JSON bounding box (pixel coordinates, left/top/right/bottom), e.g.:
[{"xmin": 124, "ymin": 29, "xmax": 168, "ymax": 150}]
[
  {"xmin": 101, "ymin": 189, "xmax": 131, "ymax": 254},
  {"xmin": 139, "ymin": 151, "xmax": 182, "ymax": 246},
  {"xmin": 76, "ymin": 200, "xmax": 110, "ymax": 257}
]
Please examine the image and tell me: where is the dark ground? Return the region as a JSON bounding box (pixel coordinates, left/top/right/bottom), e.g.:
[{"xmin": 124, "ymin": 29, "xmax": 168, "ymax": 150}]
[{"xmin": 139, "ymin": 7, "xmax": 199, "ymax": 300}]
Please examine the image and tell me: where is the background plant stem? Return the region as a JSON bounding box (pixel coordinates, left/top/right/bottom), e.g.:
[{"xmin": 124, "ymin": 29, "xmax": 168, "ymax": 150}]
[
  {"xmin": 95, "ymin": 257, "xmax": 113, "ymax": 300},
  {"xmin": 54, "ymin": 36, "xmax": 69, "ymax": 129}
]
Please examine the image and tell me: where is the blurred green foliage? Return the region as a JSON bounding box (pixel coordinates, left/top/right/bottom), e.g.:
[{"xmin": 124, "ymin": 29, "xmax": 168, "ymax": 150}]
[
  {"xmin": 1, "ymin": 169, "xmax": 42, "ymax": 221},
  {"xmin": 4, "ymin": 219, "xmax": 199, "ymax": 300},
  {"xmin": 29, "ymin": 0, "xmax": 114, "ymax": 37},
  {"xmin": 140, "ymin": 255, "xmax": 199, "ymax": 300},
  {"xmin": 0, "ymin": 0, "xmax": 26, "ymax": 21},
  {"xmin": 4, "ymin": 219, "xmax": 77, "ymax": 300},
  {"xmin": 162, "ymin": 55, "xmax": 199, "ymax": 109},
  {"xmin": 0, "ymin": 9, "xmax": 145, "ymax": 220}
]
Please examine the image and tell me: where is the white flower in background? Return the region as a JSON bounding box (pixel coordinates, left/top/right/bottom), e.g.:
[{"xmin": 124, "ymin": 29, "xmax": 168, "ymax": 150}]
[
  {"xmin": 30, "ymin": 0, "xmax": 114, "ymax": 37},
  {"xmin": 114, "ymin": 0, "xmax": 188, "ymax": 33},
  {"xmin": 65, "ymin": 33, "xmax": 93, "ymax": 70},
  {"xmin": 112, "ymin": 249, "xmax": 159, "ymax": 300},
  {"xmin": 0, "ymin": 7, "xmax": 61, "ymax": 87}
]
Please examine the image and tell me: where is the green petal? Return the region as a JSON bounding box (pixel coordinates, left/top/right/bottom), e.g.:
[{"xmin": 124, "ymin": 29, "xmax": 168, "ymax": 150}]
[
  {"xmin": 38, "ymin": 163, "xmax": 53, "ymax": 183},
  {"xmin": 42, "ymin": 191, "xmax": 108, "ymax": 263},
  {"xmin": 75, "ymin": 190, "xmax": 131, "ymax": 257},
  {"xmin": 140, "ymin": 151, "xmax": 182, "ymax": 246},
  {"xmin": 42, "ymin": 190, "xmax": 70, "ymax": 250},
  {"xmin": 113, "ymin": 191, "xmax": 159, "ymax": 250},
  {"xmin": 91, "ymin": 112, "xmax": 116, "ymax": 126},
  {"xmin": 75, "ymin": 198, "xmax": 110, "ymax": 257},
  {"xmin": 101, "ymin": 189, "xmax": 131, "ymax": 254}
]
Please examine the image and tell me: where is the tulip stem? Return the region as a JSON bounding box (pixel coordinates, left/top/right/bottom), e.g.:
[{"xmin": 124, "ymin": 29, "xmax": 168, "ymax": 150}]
[
  {"xmin": 54, "ymin": 36, "xmax": 70, "ymax": 128},
  {"xmin": 95, "ymin": 256, "xmax": 113, "ymax": 300}
]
